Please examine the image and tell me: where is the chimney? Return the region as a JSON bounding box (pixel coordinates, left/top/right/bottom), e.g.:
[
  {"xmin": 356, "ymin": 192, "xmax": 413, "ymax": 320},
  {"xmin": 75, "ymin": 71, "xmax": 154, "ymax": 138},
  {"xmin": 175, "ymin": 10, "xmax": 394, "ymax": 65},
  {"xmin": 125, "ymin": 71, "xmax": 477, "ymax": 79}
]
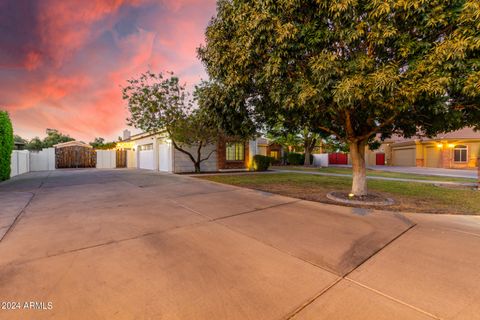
[{"xmin": 123, "ymin": 129, "xmax": 131, "ymax": 141}]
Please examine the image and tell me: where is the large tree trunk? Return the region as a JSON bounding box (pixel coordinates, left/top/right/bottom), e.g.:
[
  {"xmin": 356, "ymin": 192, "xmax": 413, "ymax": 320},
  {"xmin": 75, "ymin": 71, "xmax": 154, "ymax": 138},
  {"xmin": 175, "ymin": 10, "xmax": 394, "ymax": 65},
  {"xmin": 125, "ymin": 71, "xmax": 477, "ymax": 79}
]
[
  {"xmin": 304, "ymin": 148, "xmax": 311, "ymax": 166},
  {"xmin": 303, "ymin": 136, "xmax": 316, "ymax": 166},
  {"xmin": 350, "ymin": 140, "xmax": 368, "ymax": 196},
  {"xmin": 194, "ymin": 162, "xmax": 201, "ymax": 173}
]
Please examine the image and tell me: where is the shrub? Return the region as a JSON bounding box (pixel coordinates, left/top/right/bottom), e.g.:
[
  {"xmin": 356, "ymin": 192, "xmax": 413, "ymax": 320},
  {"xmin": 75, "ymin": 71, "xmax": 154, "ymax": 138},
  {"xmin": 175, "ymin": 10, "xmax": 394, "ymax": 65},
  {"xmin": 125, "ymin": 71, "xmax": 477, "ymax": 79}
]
[
  {"xmin": 268, "ymin": 156, "xmax": 281, "ymax": 165},
  {"xmin": 0, "ymin": 111, "xmax": 14, "ymax": 181},
  {"xmin": 253, "ymin": 155, "xmax": 270, "ymax": 171},
  {"xmin": 287, "ymin": 152, "xmax": 303, "ymax": 165}
]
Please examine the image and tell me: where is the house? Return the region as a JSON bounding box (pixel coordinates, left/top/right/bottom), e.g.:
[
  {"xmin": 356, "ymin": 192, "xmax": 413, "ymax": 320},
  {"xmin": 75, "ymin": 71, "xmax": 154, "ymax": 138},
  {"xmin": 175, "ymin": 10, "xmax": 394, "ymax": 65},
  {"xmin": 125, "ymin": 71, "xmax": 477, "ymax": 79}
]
[
  {"xmin": 366, "ymin": 127, "xmax": 480, "ymax": 169},
  {"xmin": 255, "ymin": 138, "xmax": 283, "ymax": 162},
  {"xmin": 115, "ymin": 130, "xmax": 257, "ymax": 173},
  {"xmin": 14, "ymin": 141, "xmax": 25, "ymax": 150}
]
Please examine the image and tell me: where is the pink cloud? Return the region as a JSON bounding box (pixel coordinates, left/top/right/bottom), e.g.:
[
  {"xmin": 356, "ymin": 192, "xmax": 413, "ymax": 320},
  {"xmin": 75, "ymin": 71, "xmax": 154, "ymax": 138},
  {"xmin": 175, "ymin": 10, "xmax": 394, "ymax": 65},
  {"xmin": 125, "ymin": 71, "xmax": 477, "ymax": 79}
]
[{"xmin": 1, "ymin": 0, "xmax": 217, "ymax": 142}]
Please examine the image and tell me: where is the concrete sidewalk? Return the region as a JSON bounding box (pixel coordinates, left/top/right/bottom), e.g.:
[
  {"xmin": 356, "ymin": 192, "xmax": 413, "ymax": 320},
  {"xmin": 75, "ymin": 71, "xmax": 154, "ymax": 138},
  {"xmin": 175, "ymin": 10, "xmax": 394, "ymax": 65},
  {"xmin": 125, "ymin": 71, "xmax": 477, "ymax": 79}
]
[
  {"xmin": 272, "ymin": 168, "xmax": 477, "ymax": 186},
  {"xmin": 330, "ymin": 164, "xmax": 478, "ymax": 179},
  {"xmin": 0, "ymin": 169, "xmax": 479, "ymax": 319}
]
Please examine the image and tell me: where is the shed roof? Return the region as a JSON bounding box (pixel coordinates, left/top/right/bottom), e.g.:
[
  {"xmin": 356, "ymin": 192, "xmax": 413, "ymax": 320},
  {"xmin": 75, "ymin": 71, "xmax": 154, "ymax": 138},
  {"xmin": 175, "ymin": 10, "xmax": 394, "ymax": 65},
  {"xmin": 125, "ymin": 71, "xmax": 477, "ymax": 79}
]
[{"xmin": 54, "ymin": 141, "xmax": 92, "ymax": 148}]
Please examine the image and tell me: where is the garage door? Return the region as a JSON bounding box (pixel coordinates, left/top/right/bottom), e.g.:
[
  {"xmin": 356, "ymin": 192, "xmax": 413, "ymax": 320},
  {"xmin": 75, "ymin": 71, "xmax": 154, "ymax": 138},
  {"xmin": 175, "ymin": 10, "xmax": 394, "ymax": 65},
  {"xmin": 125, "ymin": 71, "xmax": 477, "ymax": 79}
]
[
  {"xmin": 392, "ymin": 148, "xmax": 415, "ymax": 166},
  {"xmin": 426, "ymin": 147, "xmax": 441, "ymax": 168},
  {"xmin": 138, "ymin": 144, "xmax": 155, "ymax": 170},
  {"xmin": 159, "ymin": 143, "xmax": 172, "ymax": 172}
]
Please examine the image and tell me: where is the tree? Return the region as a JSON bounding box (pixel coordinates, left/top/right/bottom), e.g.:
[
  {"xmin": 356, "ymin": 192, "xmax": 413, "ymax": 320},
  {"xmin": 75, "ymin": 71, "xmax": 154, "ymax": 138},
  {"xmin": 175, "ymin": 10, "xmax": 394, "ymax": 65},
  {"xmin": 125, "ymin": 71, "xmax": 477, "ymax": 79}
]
[
  {"xmin": 0, "ymin": 111, "xmax": 14, "ymax": 181},
  {"xmin": 266, "ymin": 130, "xmax": 302, "ymax": 153},
  {"xmin": 42, "ymin": 128, "xmax": 74, "ymax": 148},
  {"xmin": 322, "ymin": 137, "xmax": 350, "ymax": 154},
  {"xmin": 199, "ymin": 0, "xmax": 479, "ymax": 196},
  {"xmin": 25, "ymin": 137, "xmax": 44, "ymax": 151},
  {"xmin": 267, "ymin": 125, "xmax": 322, "ymax": 166},
  {"xmin": 123, "ymin": 72, "xmax": 220, "ymax": 173},
  {"xmin": 89, "ymin": 137, "xmax": 117, "ymax": 149},
  {"xmin": 14, "ymin": 134, "xmax": 27, "ymax": 145}
]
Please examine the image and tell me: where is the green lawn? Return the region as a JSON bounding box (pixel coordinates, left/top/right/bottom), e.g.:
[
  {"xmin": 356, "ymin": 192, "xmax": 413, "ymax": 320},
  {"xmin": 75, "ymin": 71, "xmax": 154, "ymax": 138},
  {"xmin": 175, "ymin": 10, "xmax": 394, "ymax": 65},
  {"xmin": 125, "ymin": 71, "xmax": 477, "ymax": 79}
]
[
  {"xmin": 199, "ymin": 173, "xmax": 480, "ymax": 215},
  {"xmin": 271, "ymin": 166, "xmax": 477, "ymax": 183}
]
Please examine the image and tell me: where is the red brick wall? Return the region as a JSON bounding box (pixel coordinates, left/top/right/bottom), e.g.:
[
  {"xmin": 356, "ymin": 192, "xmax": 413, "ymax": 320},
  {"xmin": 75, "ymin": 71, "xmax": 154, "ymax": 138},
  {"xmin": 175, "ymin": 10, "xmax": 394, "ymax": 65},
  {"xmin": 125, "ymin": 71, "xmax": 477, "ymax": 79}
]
[{"xmin": 217, "ymin": 137, "xmax": 248, "ymax": 170}]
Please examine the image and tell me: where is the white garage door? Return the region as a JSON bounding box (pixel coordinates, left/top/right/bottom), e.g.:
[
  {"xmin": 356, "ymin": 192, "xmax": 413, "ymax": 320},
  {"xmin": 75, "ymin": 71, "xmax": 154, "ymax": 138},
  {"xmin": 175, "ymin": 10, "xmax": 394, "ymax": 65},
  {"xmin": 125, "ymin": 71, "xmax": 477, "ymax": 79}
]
[
  {"xmin": 159, "ymin": 143, "xmax": 172, "ymax": 172},
  {"xmin": 392, "ymin": 148, "xmax": 415, "ymax": 166},
  {"xmin": 138, "ymin": 144, "xmax": 155, "ymax": 170}
]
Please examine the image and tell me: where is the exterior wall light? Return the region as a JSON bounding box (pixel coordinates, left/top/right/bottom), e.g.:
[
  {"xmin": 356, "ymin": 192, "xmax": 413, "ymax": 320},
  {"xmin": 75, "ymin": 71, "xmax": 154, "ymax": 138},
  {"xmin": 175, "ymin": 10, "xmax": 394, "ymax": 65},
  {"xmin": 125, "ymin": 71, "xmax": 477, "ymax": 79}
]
[
  {"xmin": 436, "ymin": 143, "xmax": 443, "ymax": 148},
  {"xmin": 447, "ymin": 143, "xmax": 455, "ymax": 148}
]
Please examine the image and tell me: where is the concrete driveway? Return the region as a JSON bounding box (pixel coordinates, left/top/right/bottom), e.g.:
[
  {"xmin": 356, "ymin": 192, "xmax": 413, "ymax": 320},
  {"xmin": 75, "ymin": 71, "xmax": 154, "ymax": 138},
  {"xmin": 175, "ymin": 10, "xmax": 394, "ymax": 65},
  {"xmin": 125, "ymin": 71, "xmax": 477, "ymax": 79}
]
[{"xmin": 0, "ymin": 169, "xmax": 479, "ymax": 319}]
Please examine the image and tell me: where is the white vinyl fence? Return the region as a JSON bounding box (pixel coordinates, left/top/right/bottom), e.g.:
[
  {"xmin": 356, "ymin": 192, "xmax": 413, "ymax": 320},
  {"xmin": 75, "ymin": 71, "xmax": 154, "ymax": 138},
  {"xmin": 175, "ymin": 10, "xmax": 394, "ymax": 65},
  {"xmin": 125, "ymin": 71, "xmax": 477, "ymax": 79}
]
[
  {"xmin": 30, "ymin": 148, "xmax": 55, "ymax": 171},
  {"xmin": 10, "ymin": 148, "xmax": 133, "ymax": 178},
  {"xmin": 10, "ymin": 150, "xmax": 30, "ymax": 177},
  {"xmin": 96, "ymin": 150, "xmax": 116, "ymax": 169},
  {"xmin": 10, "ymin": 148, "xmax": 55, "ymax": 178},
  {"xmin": 313, "ymin": 153, "xmax": 329, "ymax": 167}
]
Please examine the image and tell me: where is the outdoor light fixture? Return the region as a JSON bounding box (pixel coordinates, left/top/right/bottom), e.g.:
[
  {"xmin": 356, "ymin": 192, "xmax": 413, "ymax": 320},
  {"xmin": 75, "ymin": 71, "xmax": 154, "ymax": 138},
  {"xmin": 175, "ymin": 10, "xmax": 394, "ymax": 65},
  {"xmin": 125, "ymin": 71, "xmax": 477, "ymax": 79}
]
[
  {"xmin": 447, "ymin": 143, "xmax": 455, "ymax": 148},
  {"xmin": 436, "ymin": 143, "xmax": 443, "ymax": 148}
]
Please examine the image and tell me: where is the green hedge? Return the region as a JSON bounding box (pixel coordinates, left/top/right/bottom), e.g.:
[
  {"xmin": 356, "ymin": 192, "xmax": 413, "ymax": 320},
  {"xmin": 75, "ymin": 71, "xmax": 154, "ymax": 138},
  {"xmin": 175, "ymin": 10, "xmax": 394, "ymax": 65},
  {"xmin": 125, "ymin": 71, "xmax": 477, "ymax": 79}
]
[
  {"xmin": 253, "ymin": 155, "xmax": 270, "ymax": 171},
  {"xmin": 0, "ymin": 111, "xmax": 14, "ymax": 181},
  {"xmin": 286, "ymin": 152, "xmax": 314, "ymax": 165},
  {"xmin": 286, "ymin": 152, "xmax": 303, "ymax": 165}
]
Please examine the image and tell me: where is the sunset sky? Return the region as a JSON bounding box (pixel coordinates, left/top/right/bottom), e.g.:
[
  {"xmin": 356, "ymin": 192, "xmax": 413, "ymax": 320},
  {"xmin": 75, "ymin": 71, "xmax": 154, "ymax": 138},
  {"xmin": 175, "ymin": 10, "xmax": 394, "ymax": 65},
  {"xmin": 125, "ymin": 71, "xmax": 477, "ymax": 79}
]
[{"xmin": 0, "ymin": 0, "xmax": 216, "ymax": 142}]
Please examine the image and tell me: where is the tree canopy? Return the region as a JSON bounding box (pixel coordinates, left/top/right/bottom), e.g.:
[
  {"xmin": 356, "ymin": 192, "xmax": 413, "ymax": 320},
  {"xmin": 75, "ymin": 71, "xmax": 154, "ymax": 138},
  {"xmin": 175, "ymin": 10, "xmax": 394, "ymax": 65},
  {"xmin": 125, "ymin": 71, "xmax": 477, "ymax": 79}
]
[
  {"xmin": 89, "ymin": 137, "xmax": 117, "ymax": 150},
  {"xmin": 25, "ymin": 129, "xmax": 75, "ymax": 151},
  {"xmin": 199, "ymin": 0, "xmax": 480, "ymax": 195}
]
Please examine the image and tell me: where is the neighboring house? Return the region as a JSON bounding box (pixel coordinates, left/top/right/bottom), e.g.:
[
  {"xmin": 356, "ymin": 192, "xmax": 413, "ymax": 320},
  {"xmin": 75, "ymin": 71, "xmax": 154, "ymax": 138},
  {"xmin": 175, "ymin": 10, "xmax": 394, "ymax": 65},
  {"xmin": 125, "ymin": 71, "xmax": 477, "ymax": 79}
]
[
  {"xmin": 366, "ymin": 127, "xmax": 480, "ymax": 169},
  {"xmin": 116, "ymin": 130, "xmax": 257, "ymax": 173},
  {"xmin": 14, "ymin": 141, "xmax": 25, "ymax": 150},
  {"xmin": 255, "ymin": 138, "xmax": 283, "ymax": 161}
]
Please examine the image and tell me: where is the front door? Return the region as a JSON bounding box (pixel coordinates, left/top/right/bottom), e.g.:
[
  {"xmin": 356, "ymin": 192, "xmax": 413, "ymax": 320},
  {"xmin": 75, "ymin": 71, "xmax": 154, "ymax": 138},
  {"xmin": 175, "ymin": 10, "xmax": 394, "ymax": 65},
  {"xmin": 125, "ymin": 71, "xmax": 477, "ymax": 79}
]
[{"xmin": 376, "ymin": 153, "xmax": 385, "ymax": 165}]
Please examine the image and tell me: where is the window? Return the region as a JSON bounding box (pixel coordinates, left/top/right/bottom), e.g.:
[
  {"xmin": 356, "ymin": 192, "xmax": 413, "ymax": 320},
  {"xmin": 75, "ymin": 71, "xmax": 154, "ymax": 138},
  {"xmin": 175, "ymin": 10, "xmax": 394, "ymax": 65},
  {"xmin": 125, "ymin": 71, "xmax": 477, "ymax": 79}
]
[
  {"xmin": 453, "ymin": 145, "xmax": 467, "ymax": 162},
  {"xmin": 226, "ymin": 142, "xmax": 244, "ymax": 161},
  {"xmin": 139, "ymin": 144, "xmax": 153, "ymax": 151},
  {"xmin": 270, "ymin": 151, "xmax": 279, "ymax": 159}
]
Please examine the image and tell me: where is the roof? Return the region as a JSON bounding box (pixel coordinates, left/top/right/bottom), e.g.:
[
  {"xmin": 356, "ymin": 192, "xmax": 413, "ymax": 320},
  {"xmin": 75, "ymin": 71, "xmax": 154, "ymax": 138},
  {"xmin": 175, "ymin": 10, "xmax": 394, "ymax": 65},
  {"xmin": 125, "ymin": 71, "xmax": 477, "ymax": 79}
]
[
  {"xmin": 122, "ymin": 130, "xmax": 166, "ymax": 142},
  {"xmin": 385, "ymin": 127, "xmax": 480, "ymax": 143},
  {"xmin": 54, "ymin": 141, "xmax": 92, "ymax": 148}
]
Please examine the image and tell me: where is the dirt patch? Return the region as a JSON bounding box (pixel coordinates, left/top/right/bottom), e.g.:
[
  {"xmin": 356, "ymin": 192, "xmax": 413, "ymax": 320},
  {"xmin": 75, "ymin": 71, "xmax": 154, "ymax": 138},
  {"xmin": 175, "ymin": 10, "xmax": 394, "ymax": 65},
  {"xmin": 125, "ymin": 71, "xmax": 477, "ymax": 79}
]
[{"xmin": 327, "ymin": 192, "xmax": 394, "ymax": 206}]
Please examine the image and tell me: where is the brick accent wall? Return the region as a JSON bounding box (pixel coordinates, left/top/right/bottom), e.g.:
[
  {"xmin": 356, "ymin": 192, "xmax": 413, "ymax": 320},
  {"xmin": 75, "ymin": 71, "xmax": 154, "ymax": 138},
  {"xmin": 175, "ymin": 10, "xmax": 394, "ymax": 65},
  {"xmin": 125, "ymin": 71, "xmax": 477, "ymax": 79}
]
[{"xmin": 217, "ymin": 137, "xmax": 248, "ymax": 170}]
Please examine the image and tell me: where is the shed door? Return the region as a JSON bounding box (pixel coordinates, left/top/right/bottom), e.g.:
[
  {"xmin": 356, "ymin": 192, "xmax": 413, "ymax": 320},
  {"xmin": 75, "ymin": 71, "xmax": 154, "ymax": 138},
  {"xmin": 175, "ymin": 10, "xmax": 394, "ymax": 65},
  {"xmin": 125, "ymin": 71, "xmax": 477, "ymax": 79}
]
[
  {"xmin": 392, "ymin": 148, "xmax": 415, "ymax": 166},
  {"xmin": 159, "ymin": 143, "xmax": 172, "ymax": 172}
]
